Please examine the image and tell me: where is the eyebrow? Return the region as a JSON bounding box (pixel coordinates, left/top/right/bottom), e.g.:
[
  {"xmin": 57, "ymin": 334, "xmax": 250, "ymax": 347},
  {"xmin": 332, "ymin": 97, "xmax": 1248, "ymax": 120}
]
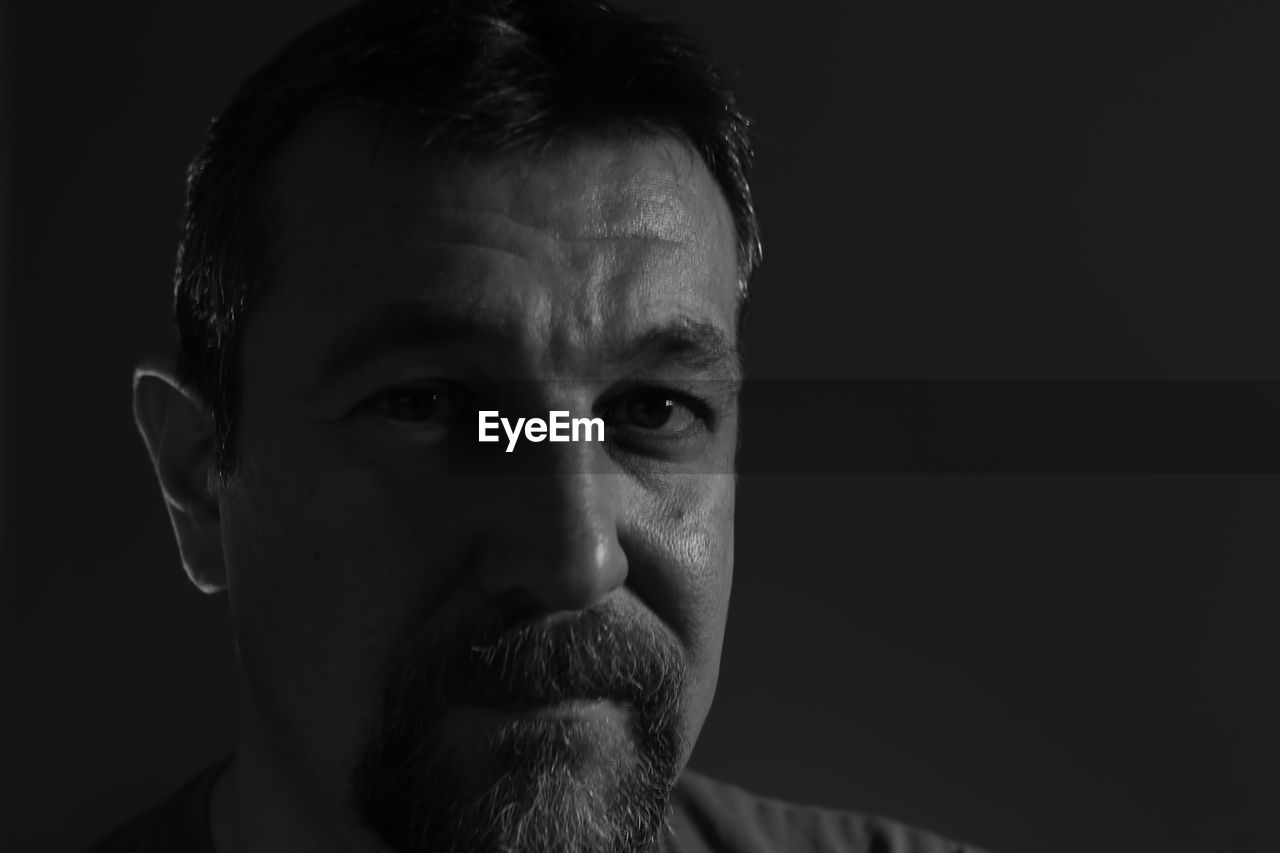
[
  {"xmin": 616, "ymin": 316, "xmax": 742, "ymax": 382},
  {"xmin": 311, "ymin": 301, "xmax": 742, "ymax": 389},
  {"xmin": 312, "ymin": 300, "xmax": 507, "ymax": 389}
]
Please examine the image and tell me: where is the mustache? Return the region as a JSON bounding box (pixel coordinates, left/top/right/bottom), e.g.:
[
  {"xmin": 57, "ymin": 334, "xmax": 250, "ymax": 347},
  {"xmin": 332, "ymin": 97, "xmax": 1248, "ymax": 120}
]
[{"xmin": 388, "ymin": 604, "xmax": 687, "ymax": 716}]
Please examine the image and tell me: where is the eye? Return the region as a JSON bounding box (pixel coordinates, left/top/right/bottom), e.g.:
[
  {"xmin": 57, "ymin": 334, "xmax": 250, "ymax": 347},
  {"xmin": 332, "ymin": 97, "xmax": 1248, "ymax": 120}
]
[
  {"xmin": 363, "ymin": 386, "xmax": 450, "ymax": 423},
  {"xmin": 603, "ymin": 389, "xmax": 708, "ymax": 441}
]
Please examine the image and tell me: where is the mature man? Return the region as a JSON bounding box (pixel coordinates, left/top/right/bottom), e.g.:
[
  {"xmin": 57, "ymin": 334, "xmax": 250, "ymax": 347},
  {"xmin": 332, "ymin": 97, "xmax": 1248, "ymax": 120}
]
[{"xmin": 95, "ymin": 0, "xmax": 988, "ymax": 851}]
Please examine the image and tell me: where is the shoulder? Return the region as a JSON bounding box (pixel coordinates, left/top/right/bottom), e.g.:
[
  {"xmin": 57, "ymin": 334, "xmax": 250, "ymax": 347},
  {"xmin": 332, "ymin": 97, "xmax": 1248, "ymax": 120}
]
[
  {"xmin": 80, "ymin": 761, "xmax": 226, "ymax": 853},
  {"xmin": 667, "ymin": 769, "xmax": 993, "ymax": 853}
]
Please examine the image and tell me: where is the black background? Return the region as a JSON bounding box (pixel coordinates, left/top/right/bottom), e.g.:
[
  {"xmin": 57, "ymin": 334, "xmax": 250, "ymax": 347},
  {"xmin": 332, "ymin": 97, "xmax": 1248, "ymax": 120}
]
[{"xmin": 3, "ymin": 2, "xmax": 1279, "ymax": 851}]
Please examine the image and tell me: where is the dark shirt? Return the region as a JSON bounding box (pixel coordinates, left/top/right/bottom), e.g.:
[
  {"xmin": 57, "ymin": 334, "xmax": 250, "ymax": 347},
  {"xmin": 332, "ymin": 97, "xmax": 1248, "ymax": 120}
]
[{"xmin": 85, "ymin": 762, "xmax": 990, "ymax": 853}]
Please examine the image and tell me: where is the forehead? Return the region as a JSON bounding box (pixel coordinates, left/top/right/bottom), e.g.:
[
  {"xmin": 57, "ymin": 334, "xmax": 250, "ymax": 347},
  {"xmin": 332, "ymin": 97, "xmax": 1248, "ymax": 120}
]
[{"xmin": 250, "ymin": 109, "xmax": 740, "ymax": 376}]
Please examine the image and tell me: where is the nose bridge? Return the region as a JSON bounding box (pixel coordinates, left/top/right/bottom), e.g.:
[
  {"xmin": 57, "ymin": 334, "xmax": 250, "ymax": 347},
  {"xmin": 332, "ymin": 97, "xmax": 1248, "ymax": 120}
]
[
  {"xmin": 475, "ymin": 435, "xmax": 628, "ymax": 612},
  {"xmin": 545, "ymin": 441, "xmax": 618, "ymax": 563}
]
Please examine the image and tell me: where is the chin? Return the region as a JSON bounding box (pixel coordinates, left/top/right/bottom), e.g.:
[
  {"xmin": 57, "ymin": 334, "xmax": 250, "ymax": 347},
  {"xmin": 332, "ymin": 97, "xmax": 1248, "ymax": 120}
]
[{"xmin": 351, "ymin": 702, "xmax": 683, "ymax": 853}]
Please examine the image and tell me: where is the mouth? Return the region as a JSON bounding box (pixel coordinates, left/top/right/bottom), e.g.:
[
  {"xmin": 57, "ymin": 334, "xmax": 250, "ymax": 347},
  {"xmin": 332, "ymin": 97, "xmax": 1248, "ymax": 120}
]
[
  {"xmin": 432, "ymin": 698, "xmax": 633, "ymax": 763},
  {"xmin": 461, "ymin": 697, "xmax": 623, "ymax": 723}
]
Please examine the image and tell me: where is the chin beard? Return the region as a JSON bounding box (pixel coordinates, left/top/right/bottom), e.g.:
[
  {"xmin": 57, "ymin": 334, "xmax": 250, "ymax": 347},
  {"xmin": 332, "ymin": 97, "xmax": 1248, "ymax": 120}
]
[{"xmin": 349, "ymin": 605, "xmax": 688, "ymax": 853}]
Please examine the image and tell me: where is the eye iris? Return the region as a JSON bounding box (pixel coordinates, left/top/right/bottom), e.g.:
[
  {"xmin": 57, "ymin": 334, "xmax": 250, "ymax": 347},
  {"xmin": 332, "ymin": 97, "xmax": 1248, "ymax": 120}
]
[
  {"xmin": 628, "ymin": 396, "xmax": 674, "ymax": 429},
  {"xmin": 386, "ymin": 390, "xmax": 439, "ymax": 421}
]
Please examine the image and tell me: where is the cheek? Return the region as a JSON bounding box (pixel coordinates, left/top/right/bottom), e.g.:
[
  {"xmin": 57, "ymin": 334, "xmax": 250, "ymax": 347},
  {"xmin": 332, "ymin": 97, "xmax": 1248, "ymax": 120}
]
[
  {"xmin": 657, "ymin": 473, "xmax": 735, "ymax": 747},
  {"xmin": 688, "ymin": 477, "xmax": 734, "ymax": 673},
  {"xmin": 669, "ymin": 483, "xmax": 733, "ymax": 634},
  {"xmin": 631, "ymin": 472, "xmax": 735, "ymax": 698},
  {"xmin": 217, "ymin": 443, "xmax": 478, "ymax": 746}
]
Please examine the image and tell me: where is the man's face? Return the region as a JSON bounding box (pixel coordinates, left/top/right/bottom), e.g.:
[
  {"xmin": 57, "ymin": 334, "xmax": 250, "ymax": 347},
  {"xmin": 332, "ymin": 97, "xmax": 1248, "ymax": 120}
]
[{"xmin": 217, "ymin": 111, "xmax": 741, "ymax": 851}]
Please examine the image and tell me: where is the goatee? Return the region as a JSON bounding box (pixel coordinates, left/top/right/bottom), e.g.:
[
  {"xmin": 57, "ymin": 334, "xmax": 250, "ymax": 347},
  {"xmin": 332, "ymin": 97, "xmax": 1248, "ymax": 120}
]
[{"xmin": 351, "ymin": 603, "xmax": 688, "ymax": 853}]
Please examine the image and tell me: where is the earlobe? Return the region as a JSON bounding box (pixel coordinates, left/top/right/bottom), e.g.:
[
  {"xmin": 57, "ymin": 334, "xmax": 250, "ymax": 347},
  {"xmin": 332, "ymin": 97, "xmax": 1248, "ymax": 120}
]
[{"xmin": 133, "ymin": 360, "xmax": 228, "ymax": 594}]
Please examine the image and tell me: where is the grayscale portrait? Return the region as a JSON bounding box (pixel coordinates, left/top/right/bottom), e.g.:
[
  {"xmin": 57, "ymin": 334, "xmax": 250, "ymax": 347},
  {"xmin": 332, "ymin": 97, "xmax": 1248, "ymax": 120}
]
[{"xmin": 3, "ymin": 2, "xmax": 1276, "ymax": 853}]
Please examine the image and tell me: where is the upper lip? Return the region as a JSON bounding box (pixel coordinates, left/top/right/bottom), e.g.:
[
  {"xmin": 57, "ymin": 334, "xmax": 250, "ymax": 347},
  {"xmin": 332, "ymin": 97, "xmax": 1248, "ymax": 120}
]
[{"xmin": 475, "ymin": 694, "xmax": 610, "ymax": 711}]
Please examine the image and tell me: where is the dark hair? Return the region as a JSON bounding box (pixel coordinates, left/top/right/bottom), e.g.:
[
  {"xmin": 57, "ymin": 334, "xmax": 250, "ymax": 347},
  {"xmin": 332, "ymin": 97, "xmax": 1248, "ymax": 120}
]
[{"xmin": 174, "ymin": 0, "xmax": 761, "ymax": 475}]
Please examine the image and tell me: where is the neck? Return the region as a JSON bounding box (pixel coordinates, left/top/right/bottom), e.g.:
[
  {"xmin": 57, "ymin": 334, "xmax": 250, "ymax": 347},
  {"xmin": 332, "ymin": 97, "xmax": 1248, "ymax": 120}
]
[{"xmin": 210, "ymin": 694, "xmax": 385, "ymax": 853}]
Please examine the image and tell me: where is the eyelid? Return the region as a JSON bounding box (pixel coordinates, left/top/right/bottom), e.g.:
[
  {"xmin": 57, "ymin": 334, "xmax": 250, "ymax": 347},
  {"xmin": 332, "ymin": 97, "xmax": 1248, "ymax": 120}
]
[
  {"xmin": 359, "ymin": 378, "xmax": 469, "ymax": 401},
  {"xmin": 601, "ymin": 385, "xmax": 717, "ymax": 435},
  {"xmin": 354, "ymin": 380, "xmax": 480, "ymax": 424}
]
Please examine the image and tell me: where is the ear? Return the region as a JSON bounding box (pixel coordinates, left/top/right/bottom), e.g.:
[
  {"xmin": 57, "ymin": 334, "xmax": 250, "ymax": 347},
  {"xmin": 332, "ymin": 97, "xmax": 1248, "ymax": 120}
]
[{"xmin": 133, "ymin": 358, "xmax": 227, "ymax": 593}]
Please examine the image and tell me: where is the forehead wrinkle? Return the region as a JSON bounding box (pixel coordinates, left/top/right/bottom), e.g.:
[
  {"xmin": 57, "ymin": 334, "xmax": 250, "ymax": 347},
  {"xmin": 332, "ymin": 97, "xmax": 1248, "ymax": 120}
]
[
  {"xmin": 492, "ymin": 136, "xmax": 708, "ymax": 243},
  {"xmin": 535, "ymin": 242, "xmax": 727, "ymax": 377},
  {"xmin": 393, "ymin": 202, "xmax": 700, "ymax": 374},
  {"xmin": 558, "ymin": 234, "xmax": 675, "ymax": 324},
  {"xmin": 594, "ymin": 155, "xmax": 701, "ymax": 244},
  {"xmin": 400, "ymin": 205, "xmax": 688, "ymax": 269},
  {"xmin": 266, "ymin": 111, "xmax": 719, "ymax": 268},
  {"xmin": 265, "ymin": 117, "xmax": 736, "ymax": 377}
]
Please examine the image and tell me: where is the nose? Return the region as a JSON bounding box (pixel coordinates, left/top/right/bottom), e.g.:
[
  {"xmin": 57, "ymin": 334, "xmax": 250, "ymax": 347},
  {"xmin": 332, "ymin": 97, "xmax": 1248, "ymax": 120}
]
[{"xmin": 472, "ymin": 439, "xmax": 628, "ymax": 613}]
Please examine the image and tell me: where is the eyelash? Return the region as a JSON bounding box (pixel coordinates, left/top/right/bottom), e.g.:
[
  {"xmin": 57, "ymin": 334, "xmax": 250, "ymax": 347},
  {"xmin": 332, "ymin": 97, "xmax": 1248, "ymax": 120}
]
[
  {"xmin": 601, "ymin": 386, "xmax": 716, "ymax": 434},
  {"xmin": 357, "ymin": 383, "xmax": 721, "ymax": 448},
  {"xmin": 359, "ymin": 384, "xmax": 462, "ymax": 425}
]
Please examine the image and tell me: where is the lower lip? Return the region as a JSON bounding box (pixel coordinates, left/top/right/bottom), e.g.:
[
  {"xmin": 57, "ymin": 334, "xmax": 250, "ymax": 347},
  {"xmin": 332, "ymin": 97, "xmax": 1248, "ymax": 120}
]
[
  {"xmin": 442, "ymin": 699, "xmax": 625, "ymax": 734},
  {"xmin": 468, "ymin": 699, "xmax": 617, "ymax": 721}
]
